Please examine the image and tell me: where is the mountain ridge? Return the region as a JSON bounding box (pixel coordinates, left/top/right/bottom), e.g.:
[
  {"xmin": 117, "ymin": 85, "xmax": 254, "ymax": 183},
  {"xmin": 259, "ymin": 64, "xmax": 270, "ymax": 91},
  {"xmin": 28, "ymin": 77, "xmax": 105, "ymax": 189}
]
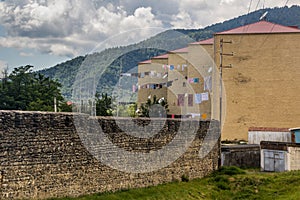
[{"xmin": 40, "ymin": 5, "xmax": 300, "ymax": 98}]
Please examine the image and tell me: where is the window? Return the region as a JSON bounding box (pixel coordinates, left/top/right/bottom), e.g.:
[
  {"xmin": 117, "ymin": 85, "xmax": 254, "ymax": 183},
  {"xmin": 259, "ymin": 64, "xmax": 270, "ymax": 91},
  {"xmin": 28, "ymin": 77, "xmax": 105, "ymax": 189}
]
[
  {"xmin": 188, "ymin": 94, "xmax": 193, "ymax": 107},
  {"xmin": 177, "ymin": 94, "xmax": 185, "ymax": 106}
]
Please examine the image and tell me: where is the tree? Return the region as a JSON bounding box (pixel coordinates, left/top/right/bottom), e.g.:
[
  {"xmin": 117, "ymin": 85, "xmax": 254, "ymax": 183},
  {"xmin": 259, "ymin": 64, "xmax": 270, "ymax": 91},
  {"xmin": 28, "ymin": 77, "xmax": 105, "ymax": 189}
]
[
  {"xmin": 139, "ymin": 95, "xmax": 169, "ymax": 118},
  {"xmin": 114, "ymin": 103, "xmax": 138, "ymax": 118},
  {"xmin": 95, "ymin": 93, "xmax": 115, "ymax": 116},
  {"xmin": 0, "ymin": 65, "xmax": 71, "ymax": 112}
]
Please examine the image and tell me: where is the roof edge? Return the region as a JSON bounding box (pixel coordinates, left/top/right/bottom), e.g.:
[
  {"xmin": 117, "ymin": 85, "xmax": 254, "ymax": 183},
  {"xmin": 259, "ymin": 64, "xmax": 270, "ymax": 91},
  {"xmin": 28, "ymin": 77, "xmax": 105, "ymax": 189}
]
[{"xmin": 249, "ymin": 127, "xmax": 290, "ymax": 132}]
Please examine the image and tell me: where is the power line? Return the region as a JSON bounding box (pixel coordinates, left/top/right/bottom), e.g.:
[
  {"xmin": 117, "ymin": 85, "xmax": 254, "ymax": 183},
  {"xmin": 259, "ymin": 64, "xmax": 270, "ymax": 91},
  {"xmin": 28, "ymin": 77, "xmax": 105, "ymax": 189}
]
[
  {"xmin": 285, "ymin": 0, "xmax": 290, "ymax": 6},
  {"xmin": 255, "ymin": 0, "xmax": 261, "ymax": 11},
  {"xmin": 248, "ymin": 0, "xmax": 254, "ymax": 15},
  {"xmin": 258, "ymin": 0, "xmax": 292, "ymax": 48}
]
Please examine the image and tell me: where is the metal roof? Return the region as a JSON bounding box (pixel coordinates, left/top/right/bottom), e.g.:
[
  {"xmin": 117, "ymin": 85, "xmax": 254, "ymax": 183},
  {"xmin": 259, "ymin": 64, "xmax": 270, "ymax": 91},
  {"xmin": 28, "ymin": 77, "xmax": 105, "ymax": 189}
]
[
  {"xmin": 261, "ymin": 141, "xmax": 300, "ymax": 150},
  {"xmin": 190, "ymin": 38, "xmax": 214, "ymax": 45},
  {"xmin": 152, "ymin": 54, "xmax": 169, "ymax": 59},
  {"xmin": 249, "ymin": 127, "xmax": 290, "ymax": 132},
  {"xmin": 216, "ymin": 20, "xmax": 300, "ymax": 35},
  {"xmin": 170, "ymin": 47, "xmax": 188, "ymax": 53},
  {"xmin": 289, "ymin": 127, "xmax": 300, "ymax": 131},
  {"xmin": 138, "ymin": 60, "xmax": 152, "ymax": 64}
]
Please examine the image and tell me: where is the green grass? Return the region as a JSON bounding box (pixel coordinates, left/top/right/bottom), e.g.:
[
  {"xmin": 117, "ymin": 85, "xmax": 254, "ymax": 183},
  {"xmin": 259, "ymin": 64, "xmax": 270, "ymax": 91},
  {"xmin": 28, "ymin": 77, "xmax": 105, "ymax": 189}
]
[{"xmin": 50, "ymin": 167, "xmax": 300, "ymax": 200}]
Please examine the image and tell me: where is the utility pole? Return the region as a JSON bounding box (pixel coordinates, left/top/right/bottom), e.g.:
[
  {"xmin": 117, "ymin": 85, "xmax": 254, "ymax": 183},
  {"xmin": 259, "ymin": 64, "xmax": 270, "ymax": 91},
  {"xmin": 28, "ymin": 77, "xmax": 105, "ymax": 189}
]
[
  {"xmin": 91, "ymin": 75, "xmax": 96, "ymax": 117},
  {"xmin": 54, "ymin": 97, "xmax": 57, "ymax": 113},
  {"xmin": 219, "ymin": 38, "xmax": 233, "ymax": 129},
  {"xmin": 117, "ymin": 58, "xmax": 123, "ymax": 117}
]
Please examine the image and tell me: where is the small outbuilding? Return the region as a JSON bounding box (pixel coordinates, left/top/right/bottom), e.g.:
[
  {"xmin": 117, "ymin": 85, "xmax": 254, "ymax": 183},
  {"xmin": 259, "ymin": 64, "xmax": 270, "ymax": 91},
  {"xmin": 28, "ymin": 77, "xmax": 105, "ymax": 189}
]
[
  {"xmin": 221, "ymin": 144, "xmax": 260, "ymax": 168},
  {"xmin": 248, "ymin": 127, "xmax": 291, "ymax": 144},
  {"xmin": 261, "ymin": 141, "xmax": 300, "ymax": 172}
]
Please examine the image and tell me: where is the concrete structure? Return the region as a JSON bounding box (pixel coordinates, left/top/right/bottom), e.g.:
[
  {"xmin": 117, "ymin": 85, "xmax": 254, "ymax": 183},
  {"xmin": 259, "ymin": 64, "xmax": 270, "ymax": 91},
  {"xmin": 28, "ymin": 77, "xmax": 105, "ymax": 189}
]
[
  {"xmin": 137, "ymin": 38, "xmax": 215, "ymax": 119},
  {"xmin": 0, "ymin": 110, "xmax": 220, "ymax": 199},
  {"xmin": 214, "ymin": 21, "xmax": 300, "ymax": 140},
  {"xmin": 261, "ymin": 141, "xmax": 300, "ymax": 172},
  {"xmin": 248, "ymin": 127, "xmax": 291, "ymax": 144},
  {"xmin": 137, "ymin": 20, "xmax": 300, "ymax": 141},
  {"xmin": 137, "ymin": 55, "xmax": 168, "ymax": 106},
  {"xmin": 221, "ymin": 144, "xmax": 260, "ymax": 168}
]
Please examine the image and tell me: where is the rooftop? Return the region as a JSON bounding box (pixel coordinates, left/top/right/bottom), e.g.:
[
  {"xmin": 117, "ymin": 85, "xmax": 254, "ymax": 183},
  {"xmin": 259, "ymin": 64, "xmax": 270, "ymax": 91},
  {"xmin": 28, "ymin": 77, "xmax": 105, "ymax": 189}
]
[
  {"xmin": 170, "ymin": 47, "xmax": 188, "ymax": 53},
  {"xmin": 139, "ymin": 60, "xmax": 152, "ymax": 64},
  {"xmin": 190, "ymin": 38, "xmax": 214, "ymax": 45},
  {"xmin": 249, "ymin": 127, "xmax": 290, "ymax": 132},
  {"xmin": 152, "ymin": 54, "xmax": 169, "ymax": 59},
  {"xmin": 290, "ymin": 127, "xmax": 300, "ymax": 131},
  {"xmin": 216, "ymin": 20, "xmax": 300, "ymax": 35}
]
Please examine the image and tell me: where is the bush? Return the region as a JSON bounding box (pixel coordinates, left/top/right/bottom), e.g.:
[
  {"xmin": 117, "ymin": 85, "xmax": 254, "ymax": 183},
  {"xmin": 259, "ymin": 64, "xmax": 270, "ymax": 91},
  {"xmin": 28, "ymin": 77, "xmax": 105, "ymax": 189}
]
[
  {"xmin": 217, "ymin": 166, "xmax": 246, "ymax": 176},
  {"xmin": 181, "ymin": 174, "xmax": 189, "ymax": 182},
  {"xmin": 216, "ymin": 182, "xmax": 231, "ymax": 190},
  {"xmin": 214, "ymin": 175, "xmax": 229, "ymax": 183}
]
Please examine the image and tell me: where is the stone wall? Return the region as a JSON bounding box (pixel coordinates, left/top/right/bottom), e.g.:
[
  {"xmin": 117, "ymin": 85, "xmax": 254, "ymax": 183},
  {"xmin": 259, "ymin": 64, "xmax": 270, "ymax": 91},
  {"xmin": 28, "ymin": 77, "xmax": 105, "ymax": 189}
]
[{"xmin": 0, "ymin": 111, "xmax": 220, "ymax": 199}]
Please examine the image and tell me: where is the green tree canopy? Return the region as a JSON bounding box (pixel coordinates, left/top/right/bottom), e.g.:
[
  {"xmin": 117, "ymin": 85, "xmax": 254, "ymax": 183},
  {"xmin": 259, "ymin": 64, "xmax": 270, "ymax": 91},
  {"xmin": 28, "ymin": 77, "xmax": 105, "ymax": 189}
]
[
  {"xmin": 139, "ymin": 95, "xmax": 169, "ymax": 118},
  {"xmin": 95, "ymin": 93, "xmax": 115, "ymax": 116},
  {"xmin": 0, "ymin": 65, "xmax": 71, "ymax": 112}
]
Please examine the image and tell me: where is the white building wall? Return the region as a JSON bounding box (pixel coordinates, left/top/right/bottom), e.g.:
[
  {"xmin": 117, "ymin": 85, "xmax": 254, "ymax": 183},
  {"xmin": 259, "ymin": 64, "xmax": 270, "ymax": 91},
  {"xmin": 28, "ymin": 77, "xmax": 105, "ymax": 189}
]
[
  {"xmin": 261, "ymin": 149, "xmax": 288, "ymax": 172},
  {"xmin": 248, "ymin": 131, "xmax": 291, "ymax": 144},
  {"xmin": 287, "ymin": 147, "xmax": 300, "ymax": 171}
]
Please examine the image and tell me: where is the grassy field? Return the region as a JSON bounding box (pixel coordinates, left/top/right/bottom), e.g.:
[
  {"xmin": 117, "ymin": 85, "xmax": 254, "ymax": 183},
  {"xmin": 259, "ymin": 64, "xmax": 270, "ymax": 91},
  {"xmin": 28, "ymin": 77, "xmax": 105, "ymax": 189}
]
[{"xmin": 50, "ymin": 167, "xmax": 300, "ymax": 200}]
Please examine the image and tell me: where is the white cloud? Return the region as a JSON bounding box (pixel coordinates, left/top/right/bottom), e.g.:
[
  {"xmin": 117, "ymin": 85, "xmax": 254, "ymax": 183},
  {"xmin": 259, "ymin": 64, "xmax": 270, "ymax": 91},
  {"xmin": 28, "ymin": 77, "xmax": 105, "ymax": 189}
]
[
  {"xmin": 20, "ymin": 52, "xmax": 34, "ymax": 57},
  {"xmin": 171, "ymin": 10, "xmax": 197, "ymax": 28},
  {"xmin": 0, "ymin": 0, "xmax": 299, "ymax": 59},
  {"xmin": 0, "ymin": 1, "xmax": 165, "ymax": 57}
]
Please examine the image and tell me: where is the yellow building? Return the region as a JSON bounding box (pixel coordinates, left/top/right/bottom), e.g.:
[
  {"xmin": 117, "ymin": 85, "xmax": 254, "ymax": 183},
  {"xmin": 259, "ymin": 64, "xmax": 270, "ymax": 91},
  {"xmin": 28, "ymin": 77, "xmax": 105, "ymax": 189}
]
[
  {"xmin": 137, "ymin": 55, "xmax": 168, "ymax": 106},
  {"xmin": 137, "ymin": 20, "xmax": 300, "ymax": 142},
  {"xmin": 137, "ymin": 38, "xmax": 215, "ymax": 119},
  {"xmin": 214, "ymin": 20, "xmax": 300, "ymax": 140}
]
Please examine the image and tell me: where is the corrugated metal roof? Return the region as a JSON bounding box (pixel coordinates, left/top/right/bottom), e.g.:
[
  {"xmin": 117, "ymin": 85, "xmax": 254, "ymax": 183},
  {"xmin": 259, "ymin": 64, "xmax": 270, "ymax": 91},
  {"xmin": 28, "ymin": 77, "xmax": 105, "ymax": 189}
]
[
  {"xmin": 152, "ymin": 54, "xmax": 169, "ymax": 59},
  {"xmin": 261, "ymin": 141, "xmax": 300, "ymax": 150},
  {"xmin": 170, "ymin": 47, "xmax": 188, "ymax": 53},
  {"xmin": 139, "ymin": 60, "xmax": 152, "ymax": 64},
  {"xmin": 289, "ymin": 127, "xmax": 300, "ymax": 131},
  {"xmin": 190, "ymin": 38, "xmax": 214, "ymax": 45},
  {"xmin": 216, "ymin": 21, "xmax": 300, "ymax": 35},
  {"xmin": 221, "ymin": 144, "xmax": 260, "ymax": 150},
  {"xmin": 249, "ymin": 127, "xmax": 290, "ymax": 132}
]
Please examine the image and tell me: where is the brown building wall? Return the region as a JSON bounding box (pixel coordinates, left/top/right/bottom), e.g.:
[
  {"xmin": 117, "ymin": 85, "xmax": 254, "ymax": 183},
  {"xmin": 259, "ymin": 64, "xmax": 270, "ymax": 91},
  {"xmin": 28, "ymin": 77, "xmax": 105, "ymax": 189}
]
[{"xmin": 214, "ymin": 33, "xmax": 300, "ymax": 140}]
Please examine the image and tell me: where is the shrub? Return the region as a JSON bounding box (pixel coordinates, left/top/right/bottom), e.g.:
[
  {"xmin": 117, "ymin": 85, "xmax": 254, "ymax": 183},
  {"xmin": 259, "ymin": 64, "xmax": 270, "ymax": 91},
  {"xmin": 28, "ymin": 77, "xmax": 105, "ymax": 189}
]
[
  {"xmin": 181, "ymin": 174, "xmax": 189, "ymax": 182},
  {"xmin": 216, "ymin": 182, "xmax": 231, "ymax": 190},
  {"xmin": 217, "ymin": 166, "xmax": 246, "ymax": 176}
]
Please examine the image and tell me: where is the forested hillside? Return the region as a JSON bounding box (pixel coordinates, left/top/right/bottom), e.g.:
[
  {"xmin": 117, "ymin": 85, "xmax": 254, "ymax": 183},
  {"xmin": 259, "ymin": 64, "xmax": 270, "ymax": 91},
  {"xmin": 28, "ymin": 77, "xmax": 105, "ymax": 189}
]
[{"xmin": 40, "ymin": 5, "xmax": 300, "ymax": 99}]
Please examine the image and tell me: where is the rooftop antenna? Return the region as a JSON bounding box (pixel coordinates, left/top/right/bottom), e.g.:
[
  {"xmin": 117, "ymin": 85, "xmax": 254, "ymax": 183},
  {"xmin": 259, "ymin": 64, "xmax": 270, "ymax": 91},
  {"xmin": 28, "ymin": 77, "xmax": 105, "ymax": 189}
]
[{"xmin": 260, "ymin": 11, "xmax": 268, "ymax": 21}]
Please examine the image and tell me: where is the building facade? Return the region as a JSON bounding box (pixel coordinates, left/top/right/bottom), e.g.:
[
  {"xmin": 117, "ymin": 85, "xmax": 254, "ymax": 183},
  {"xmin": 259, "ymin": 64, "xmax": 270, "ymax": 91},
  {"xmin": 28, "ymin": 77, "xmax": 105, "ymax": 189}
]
[
  {"xmin": 137, "ymin": 20, "xmax": 300, "ymax": 141},
  {"xmin": 261, "ymin": 141, "xmax": 300, "ymax": 172},
  {"xmin": 137, "ymin": 38, "xmax": 215, "ymax": 119},
  {"xmin": 214, "ymin": 21, "xmax": 300, "ymax": 140}
]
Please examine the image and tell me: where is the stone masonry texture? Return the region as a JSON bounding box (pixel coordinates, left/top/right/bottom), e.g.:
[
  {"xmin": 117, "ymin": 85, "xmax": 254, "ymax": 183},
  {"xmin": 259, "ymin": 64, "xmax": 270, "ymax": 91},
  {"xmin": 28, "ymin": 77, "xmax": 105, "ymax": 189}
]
[{"xmin": 0, "ymin": 110, "xmax": 220, "ymax": 199}]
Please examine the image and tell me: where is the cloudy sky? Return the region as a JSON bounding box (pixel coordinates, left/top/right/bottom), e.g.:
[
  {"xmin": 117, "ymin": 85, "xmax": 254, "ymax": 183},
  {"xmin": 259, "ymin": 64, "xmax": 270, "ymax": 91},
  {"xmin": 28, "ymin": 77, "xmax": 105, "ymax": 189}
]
[{"xmin": 0, "ymin": 0, "xmax": 299, "ymax": 71}]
